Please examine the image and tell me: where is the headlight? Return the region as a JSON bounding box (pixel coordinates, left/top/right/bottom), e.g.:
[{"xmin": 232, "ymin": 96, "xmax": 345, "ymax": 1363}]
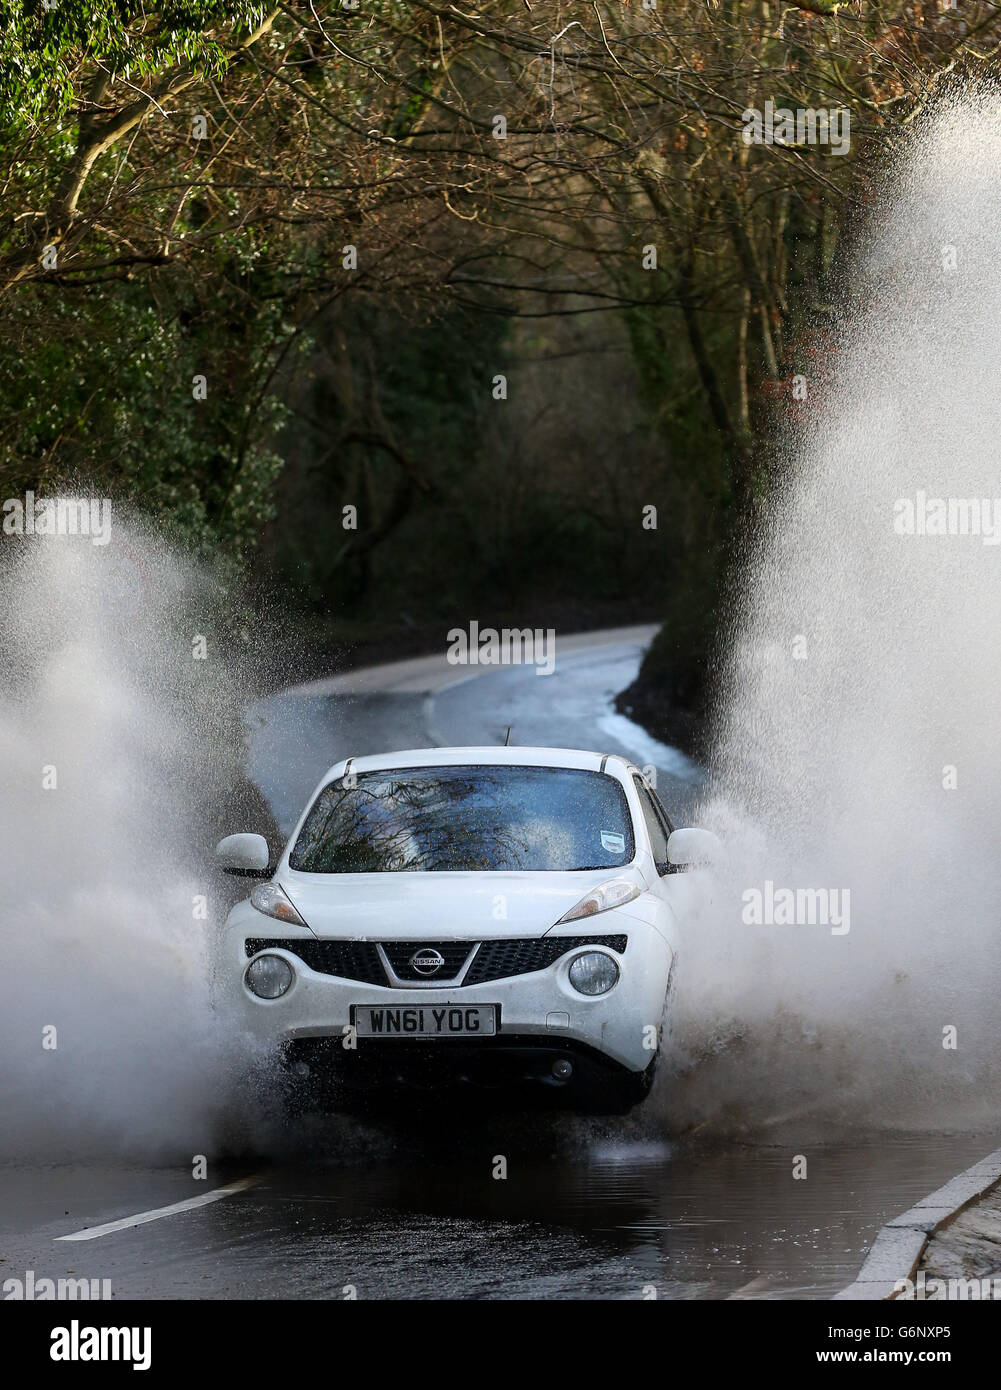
[
  {"xmin": 245, "ymin": 954, "xmax": 294, "ymax": 999},
  {"xmin": 250, "ymin": 881, "xmax": 308, "ymax": 926},
  {"xmin": 557, "ymin": 877, "xmax": 640, "ymax": 923},
  {"xmin": 568, "ymin": 951, "xmax": 620, "ymax": 997}
]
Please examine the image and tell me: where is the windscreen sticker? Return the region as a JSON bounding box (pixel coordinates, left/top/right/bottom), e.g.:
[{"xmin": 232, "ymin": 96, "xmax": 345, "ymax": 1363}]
[{"xmin": 601, "ymin": 830, "xmax": 625, "ymax": 854}]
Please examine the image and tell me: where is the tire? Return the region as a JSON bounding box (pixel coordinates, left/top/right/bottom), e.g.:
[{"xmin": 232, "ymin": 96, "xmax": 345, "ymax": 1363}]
[{"xmin": 577, "ymin": 1051, "xmax": 659, "ymax": 1116}]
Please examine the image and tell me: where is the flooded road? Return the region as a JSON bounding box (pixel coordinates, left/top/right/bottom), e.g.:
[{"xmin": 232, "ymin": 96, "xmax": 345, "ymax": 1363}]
[
  {"xmin": 4, "ymin": 627, "xmax": 996, "ymax": 1299},
  {"xmin": 204, "ymin": 1132, "xmax": 1001, "ymax": 1300},
  {"xmin": 3, "ymin": 1131, "xmax": 997, "ymax": 1298}
]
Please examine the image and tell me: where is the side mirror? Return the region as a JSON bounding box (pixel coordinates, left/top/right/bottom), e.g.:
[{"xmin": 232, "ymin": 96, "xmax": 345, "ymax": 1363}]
[
  {"xmin": 666, "ymin": 827, "xmax": 721, "ymax": 869},
  {"xmin": 216, "ymin": 832, "xmax": 270, "ymax": 878}
]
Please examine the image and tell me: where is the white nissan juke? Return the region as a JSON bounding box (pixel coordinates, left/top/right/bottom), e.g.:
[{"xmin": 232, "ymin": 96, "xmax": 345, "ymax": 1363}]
[{"xmin": 216, "ymin": 746, "xmax": 715, "ymax": 1115}]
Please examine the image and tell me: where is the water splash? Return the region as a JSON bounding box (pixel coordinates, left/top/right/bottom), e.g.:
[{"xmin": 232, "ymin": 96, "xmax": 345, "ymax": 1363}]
[
  {"xmin": 664, "ymin": 88, "xmax": 1001, "ymax": 1137},
  {"xmin": 0, "ymin": 523, "xmax": 261, "ymax": 1160}
]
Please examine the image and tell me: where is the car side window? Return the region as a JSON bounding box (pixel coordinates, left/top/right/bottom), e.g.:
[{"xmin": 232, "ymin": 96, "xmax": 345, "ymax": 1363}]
[
  {"xmin": 632, "ymin": 775, "xmax": 673, "ymax": 875},
  {"xmin": 648, "ymin": 784, "xmax": 675, "ymax": 836}
]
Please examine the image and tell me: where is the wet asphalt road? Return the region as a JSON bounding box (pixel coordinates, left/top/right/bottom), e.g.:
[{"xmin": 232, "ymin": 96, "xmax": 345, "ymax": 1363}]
[
  {"xmin": 3, "ymin": 628, "xmax": 998, "ymax": 1299},
  {"xmin": 3, "ymin": 1133, "xmax": 998, "ymax": 1300},
  {"xmin": 245, "ymin": 624, "xmax": 703, "ymax": 837}
]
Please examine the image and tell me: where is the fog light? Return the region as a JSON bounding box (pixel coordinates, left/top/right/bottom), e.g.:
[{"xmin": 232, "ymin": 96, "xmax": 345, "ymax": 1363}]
[
  {"xmin": 552, "ymin": 1058, "xmax": 573, "ymax": 1081},
  {"xmin": 568, "ymin": 951, "xmax": 619, "ymax": 996},
  {"xmin": 245, "ymin": 954, "xmax": 293, "ymax": 999}
]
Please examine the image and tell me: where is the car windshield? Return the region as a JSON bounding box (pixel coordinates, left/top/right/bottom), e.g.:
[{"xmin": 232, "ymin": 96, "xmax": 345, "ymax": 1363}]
[{"xmin": 288, "ymin": 764, "xmax": 635, "ymax": 873}]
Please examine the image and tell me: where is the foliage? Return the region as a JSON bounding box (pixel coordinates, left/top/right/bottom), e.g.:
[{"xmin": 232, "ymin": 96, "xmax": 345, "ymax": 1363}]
[
  {"xmin": 2, "ymin": 1, "xmax": 1001, "ymax": 726},
  {"xmin": 0, "ymin": 2, "xmax": 266, "ymax": 135}
]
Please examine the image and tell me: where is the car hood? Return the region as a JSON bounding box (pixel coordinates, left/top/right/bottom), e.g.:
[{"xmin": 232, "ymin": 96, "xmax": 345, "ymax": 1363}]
[{"xmin": 275, "ymin": 867, "xmax": 644, "ymax": 940}]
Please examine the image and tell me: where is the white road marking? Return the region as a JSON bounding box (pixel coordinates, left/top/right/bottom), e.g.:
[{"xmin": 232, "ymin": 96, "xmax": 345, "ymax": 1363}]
[{"xmin": 55, "ymin": 1174, "xmax": 262, "ymax": 1242}]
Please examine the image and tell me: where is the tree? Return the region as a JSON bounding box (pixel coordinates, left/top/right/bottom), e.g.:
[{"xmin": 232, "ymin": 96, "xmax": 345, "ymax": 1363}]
[{"xmin": 3, "ymin": 1, "xmax": 1000, "ymax": 728}]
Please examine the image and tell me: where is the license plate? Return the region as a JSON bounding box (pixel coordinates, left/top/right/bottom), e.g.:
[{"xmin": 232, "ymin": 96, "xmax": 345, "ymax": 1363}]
[{"xmin": 352, "ymin": 1004, "xmax": 498, "ymax": 1038}]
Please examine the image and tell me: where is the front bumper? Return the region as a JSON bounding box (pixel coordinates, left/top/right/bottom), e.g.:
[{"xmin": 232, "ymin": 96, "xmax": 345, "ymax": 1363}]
[
  {"xmin": 225, "ymin": 912, "xmax": 672, "ymax": 1076},
  {"xmin": 281, "ymin": 1034, "xmax": 656, "ymax": 1113}
]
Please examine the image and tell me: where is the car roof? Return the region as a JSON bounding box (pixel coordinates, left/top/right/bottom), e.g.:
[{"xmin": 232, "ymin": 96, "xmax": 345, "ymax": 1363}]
[{"xmin": 325, "ymin": 746, "xmax": 635, "ymax": 779}]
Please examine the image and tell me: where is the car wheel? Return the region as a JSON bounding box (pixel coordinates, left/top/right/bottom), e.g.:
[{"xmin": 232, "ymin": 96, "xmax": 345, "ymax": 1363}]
[{"xmin": 577, "ymin": 1051, "xmax": 659, "ymax": 1116}]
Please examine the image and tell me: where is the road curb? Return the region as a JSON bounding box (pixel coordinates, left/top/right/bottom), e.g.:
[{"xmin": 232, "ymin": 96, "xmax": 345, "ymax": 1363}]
[{"xmin": 836, "ymin": 1146, "xmax": 1001, "ymax": 1299}]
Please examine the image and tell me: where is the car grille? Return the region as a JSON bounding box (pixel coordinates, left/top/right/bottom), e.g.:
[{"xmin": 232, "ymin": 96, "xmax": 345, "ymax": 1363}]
[
  {"xmin": 245, "ymin": 934, "xmax": 626, "ymax": 986},
  {"xmin": 380, "ymin": 942, "xmax": 474, "ymax": 981},
  {"xmin": 245, "ymin": 938, "xmax": 385, "ymax": 985},
  {"xmin": 463, "ymin": 935, "xmax": 627, "ymax": 985}
]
